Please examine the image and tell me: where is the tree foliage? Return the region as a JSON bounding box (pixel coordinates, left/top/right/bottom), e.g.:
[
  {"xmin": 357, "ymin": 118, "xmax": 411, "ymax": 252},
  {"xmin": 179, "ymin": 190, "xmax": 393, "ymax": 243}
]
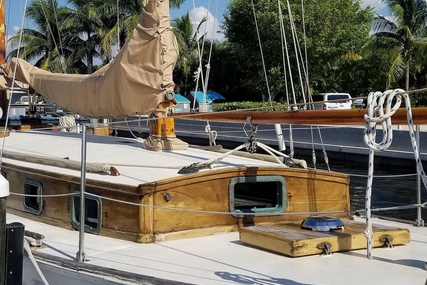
[
  {"xmin": 8, "ymin": 0, "xmax": 186, "ymax": 74},
  {"xmin": 7, "ymin": 0, "xmax": 70, "ymax": 72},
  {"xmin": 8, "ymin": 0, "xmax": 427, "ymax": 106},
  {"xmin": 367, "ymin": 0, "xmax": 427, "ymax": 91},
  {"xmin": 222, "ymin": 0, "xmax": 375, "ymax": 102}
]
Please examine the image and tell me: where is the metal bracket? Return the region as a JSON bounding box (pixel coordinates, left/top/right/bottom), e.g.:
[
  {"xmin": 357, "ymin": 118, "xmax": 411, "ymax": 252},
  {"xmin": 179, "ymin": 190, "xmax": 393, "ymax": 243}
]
[
  {"xmin": 317, "ymin": 242, "xmax": 332, "ymax": 255},
  {"xmin": 25, "ymin": 230, "xmax": 45, "ymax": 247},
  {"xmin": 379, "ymin": 235, "xmax": 394, "ymax": 248},
  {"xmin": 244, "ymin": 116, "xmax": 258, "ymax": 154},
  {"xmin": 415, "ymin": 218, "xmax": 425, "ymax": 227}
]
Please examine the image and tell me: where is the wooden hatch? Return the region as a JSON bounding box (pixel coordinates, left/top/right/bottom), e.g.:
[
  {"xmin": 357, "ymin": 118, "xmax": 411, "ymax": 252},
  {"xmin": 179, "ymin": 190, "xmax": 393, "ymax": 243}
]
[{"xmin": 239, "ymin": 219, "xmax": 410, "ymax": 257}]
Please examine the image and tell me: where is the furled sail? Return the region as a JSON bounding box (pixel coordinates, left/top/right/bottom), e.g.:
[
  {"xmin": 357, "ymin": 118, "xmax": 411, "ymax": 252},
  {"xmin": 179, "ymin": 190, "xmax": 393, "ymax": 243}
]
[{"xmin": 0, "ymin": 0, "xmax": 178, "ymax": 118}]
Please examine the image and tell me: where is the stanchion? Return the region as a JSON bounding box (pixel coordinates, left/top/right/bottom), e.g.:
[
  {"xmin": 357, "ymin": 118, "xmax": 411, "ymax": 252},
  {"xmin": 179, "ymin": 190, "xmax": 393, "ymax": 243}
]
[
  {"xmin": 0, "ymin": 197, "xmax": 6, "ymax": 285},
  {"xmin": 77, "ymin": 124, "xmax": 87, "ymax": 262},
  {"xmin": 0, "ymin": 174, "xmax": 10, "ymax": 284}
]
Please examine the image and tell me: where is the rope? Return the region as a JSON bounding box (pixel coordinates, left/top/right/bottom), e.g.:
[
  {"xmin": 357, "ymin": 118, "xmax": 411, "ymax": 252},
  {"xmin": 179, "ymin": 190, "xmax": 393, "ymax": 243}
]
[
  {"xmin": 24, "ymin": 241, "xmax": 50, "ymax": 285},
  {"xmin": 363, "ymin": 88, "xmax": 427, "ymax": 259},
  {"xmin": 58, "ymin": 115, "xmax": 77, "ymax": 132},
  {"xmin": 205, "ymin": 122, "xmax": 217, "ymax": 146}
]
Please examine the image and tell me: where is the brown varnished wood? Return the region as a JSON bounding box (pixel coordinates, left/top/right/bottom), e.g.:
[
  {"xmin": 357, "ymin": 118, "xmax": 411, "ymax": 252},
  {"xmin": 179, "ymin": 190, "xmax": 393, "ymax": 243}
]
[
  {"xmin": 172, "ymin": 108, "xmax": 427, "ymax": 125},
  {"xmin": 239, "ymin": 220, "xmax": 410, "ymax": 257},
  {"xmin": 5, "ymin": 162, "xmax": 352, "ymax": 243}
]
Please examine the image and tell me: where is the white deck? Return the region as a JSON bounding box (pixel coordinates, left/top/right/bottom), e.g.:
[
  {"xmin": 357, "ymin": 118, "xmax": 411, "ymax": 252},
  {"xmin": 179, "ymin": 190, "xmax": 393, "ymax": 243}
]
[
  {"xmin": 6, "ymin": 213, "xmax": 427, "ymax": 285},
  {"xmin": 2, "ymin": 131, "xmax": 281, "ymax": 186},
  {"xmin": 3, "ymin": 130, "xmax": 427, "ymax": 284}
]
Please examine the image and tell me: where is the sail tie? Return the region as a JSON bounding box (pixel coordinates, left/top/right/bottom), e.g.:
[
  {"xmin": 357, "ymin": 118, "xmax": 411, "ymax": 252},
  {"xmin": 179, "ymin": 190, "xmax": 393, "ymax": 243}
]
[{"xmin": 363, "ymin": 89, "xmax": 427, "ymax": 259}]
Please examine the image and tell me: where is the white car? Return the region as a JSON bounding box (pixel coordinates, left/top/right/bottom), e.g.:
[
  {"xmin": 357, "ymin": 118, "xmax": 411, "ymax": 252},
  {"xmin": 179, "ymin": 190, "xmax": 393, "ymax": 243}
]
[{"xmin": 310, "ymin": 93, "xmax": 352, "ymax": 110}]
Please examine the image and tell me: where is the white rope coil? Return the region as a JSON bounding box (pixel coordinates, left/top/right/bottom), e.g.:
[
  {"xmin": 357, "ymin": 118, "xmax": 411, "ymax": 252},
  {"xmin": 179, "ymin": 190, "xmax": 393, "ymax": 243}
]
[
  {"xmin": 363, "ymin": 89, "xmax": 427, "ymax": 259},
  {"xmin": 59, "ymin": 115, "xmax": 77, "ymax": 132}
]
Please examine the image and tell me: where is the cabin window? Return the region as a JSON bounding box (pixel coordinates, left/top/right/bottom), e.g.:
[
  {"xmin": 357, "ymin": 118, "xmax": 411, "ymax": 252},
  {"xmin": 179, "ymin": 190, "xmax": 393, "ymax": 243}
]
[
  {"xmin": 229, "ymin": 175, "xmax": 286, "ymax": 217},
  {"xmin": 71, "ymin": 193, "xmax": 102, "ymax": 234},
  {"xmin": 23, "ymin": 179, "xmax": 43, "ymax": 215}
]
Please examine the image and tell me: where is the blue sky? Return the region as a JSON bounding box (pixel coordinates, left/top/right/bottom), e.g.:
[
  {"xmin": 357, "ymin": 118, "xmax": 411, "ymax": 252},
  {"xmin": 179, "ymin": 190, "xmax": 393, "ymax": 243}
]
[
  {"xmin": 6, "ymin": 1, "xmax": 229, "ymax": 38},
  {"xmin": 6, "ymin": 0, "xmax": 388, "ymax": 41}
]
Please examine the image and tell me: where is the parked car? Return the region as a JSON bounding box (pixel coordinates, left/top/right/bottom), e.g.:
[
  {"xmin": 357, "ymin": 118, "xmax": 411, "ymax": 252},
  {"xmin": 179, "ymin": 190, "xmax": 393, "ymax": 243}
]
[
  {"xmin": 310, "ymin": 93, "xmax": 352, "ymax": 110},
  {"xmin": 353, "ymin": 98, "xmax": 365, "ymax": 108}
]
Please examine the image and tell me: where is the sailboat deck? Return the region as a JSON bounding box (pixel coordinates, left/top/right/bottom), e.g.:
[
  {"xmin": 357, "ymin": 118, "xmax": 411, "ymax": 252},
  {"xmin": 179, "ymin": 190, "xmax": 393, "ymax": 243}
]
[
  {"xmin": 7, "ymin": 213, "xmax": 427, "ymax": 285},
  {"xmin": 1, "ymin": 130, "xmax": 282, "ymax": 186}
]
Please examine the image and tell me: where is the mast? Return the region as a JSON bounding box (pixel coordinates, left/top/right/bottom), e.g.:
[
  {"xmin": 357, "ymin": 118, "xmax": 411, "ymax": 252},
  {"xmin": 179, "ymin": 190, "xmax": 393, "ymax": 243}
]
[
  {"xmin": 0, "ymin": 1, "xmax": 7, "ymax": 119},
  {"xmin": 0, "ymin": 2, "xmax": 4, "ymax": 64}
]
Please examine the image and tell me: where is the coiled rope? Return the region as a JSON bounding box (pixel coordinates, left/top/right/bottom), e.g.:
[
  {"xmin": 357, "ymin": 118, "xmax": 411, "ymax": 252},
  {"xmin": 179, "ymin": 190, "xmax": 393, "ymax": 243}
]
[
  {"xmin": 205, "ymin": 122, "xmax": 217, "ymax": 146},
  {"xmin": 363, "ymin": 89, "xmax": 427, "ymax": 259},
  {"xmin": 58, "ymin": 115, "xmax": 77, "ymax": 132}
]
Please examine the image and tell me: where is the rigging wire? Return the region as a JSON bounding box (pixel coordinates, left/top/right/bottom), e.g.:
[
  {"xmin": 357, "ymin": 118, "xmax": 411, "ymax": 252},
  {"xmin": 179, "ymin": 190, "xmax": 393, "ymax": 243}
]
[
  {"xmin": 277, "ymin": 0, "xmax": 295, "ymax": 155},
  {"xmin": 250, "ymin": 0, "xmax": 273, "ymax": 108},
  {"xmin": 116, "ymin": 0, "xmax": 120, "ymax": 55},
  {"xmin": 199, "ymin": 0, "xmax": 211, "ymax": 104},
  {"xmin": 301, "ymin": 0, "xmax": 310, "ymax": 97},
  {"xmin": 201, "ymin": 0, "xmax": 218, "ymax": 95},
  {"xmin": 0, "ymin": 0, "xmax": 28, "ymax": 171},
  {"xmin": 285, "ymin": 0, "xmax": 306, "ymax": 105},
  {"xmin": 202, "ymin": 0, "xmax": 220, "ymax": 145},
  {"xmin": 285, "ymin": 0, "xmax": 331, "ymax": 170},
  {"xmin": 39, "ymin": 0, "xmax": 66, "ymax": 73},
  {"xmin": 50, "ymin": 0, "xmax": 66, "ymax": 71},
  {"xmin": 190, "ymin": 0, "xmax": 207, "ymax": 112}
]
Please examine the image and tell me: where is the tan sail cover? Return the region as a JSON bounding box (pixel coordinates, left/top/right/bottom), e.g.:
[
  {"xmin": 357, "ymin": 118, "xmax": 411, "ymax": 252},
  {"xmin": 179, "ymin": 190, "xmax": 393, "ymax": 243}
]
[{"xmin": 0, "ymin": 0, "xmax": 177, "ymax": 118}]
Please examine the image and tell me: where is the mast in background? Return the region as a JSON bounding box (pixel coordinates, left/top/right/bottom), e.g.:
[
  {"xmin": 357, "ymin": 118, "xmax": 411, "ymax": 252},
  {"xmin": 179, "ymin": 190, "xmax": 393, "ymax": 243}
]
[
  {"xmin": 0, "ymin": 1, "xmax": 7, "ymax": 119},
  {"xmin": 0, "ymin": 1, "xmax": 4, "ymax": 64}
]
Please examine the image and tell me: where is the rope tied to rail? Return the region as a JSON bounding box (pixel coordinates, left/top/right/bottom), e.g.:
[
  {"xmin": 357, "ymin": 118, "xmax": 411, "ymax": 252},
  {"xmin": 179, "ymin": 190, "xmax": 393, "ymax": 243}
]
[
  {"xmin": 363, "ymin": 89, "xmax": 427, "ymax": 259},
  {"xmin": 205, "ymin": 122, "xmax": 217, "ymax": 146}
]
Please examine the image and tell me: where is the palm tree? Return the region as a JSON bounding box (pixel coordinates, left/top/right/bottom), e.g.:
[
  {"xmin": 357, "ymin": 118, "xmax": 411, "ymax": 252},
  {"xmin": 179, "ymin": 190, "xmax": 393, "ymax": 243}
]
[
  {"xmin": 172, "ymin": 13, "xmax": 198, "ymax": 95},
  {"xmin": 172, "ymin": 12, "xmax": 210, "ymax": 96},
  {"xmin": 368, "ymin": 0, "xmax": 427, "ymax": 90},
  {"xmin": 61, "ymin": 0, "xmax": 110, "ymax": 74},
  {"xmin": 9, "ymin": 0, "xmax": 186, "ymax": 74},
  {"xmin": 7, "ymin": 0, "xmax": 70, "ymax": 72}
]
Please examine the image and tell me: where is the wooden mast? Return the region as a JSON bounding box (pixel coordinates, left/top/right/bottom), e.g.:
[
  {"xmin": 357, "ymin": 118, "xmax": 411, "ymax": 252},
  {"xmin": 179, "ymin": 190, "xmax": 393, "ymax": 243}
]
[
  {"xmin": 0, "ymin": 2, "xmax": 4, "ymax": 64},
  {"xmin": 0, "ymin": 1, "xmax": 7, "ymax": 120}
]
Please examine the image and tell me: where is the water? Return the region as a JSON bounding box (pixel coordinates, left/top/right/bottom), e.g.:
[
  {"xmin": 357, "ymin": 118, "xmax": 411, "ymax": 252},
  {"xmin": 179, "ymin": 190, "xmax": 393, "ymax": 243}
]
[
  {"xmin": 114, "ymin": 120, "xmax": 427, "ymax": 223},
  {"xmin": 321, "ymin": 162, "xmax": 427, "ymax": 223}
]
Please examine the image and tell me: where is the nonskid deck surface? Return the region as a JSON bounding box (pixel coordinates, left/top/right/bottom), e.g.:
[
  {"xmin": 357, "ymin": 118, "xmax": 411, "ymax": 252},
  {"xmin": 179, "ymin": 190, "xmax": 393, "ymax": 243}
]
[
  {"xmin": 7, "ymin": 213, "xmax": 427, "ymax": 285},
  {"xmin": 1, "ymin": 131, "xmax": 282, "ymax": 185}
]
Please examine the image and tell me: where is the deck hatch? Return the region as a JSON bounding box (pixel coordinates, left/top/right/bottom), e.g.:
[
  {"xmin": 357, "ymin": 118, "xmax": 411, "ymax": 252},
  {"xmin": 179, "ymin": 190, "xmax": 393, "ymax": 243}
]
[
  {"xmin": 239, "ymin": 220, "xmax": 410, "ymax": 257},
  {"xmin": 71, "ymin": 193, "xmax": 102, "ymax": 234},
  {"xmin": 23, "ymin": 179, "xmax": 42, "ymax": 215},
  {"xmin": 229, "ymin": 175, "xmax": 286, "ymax": 216}
]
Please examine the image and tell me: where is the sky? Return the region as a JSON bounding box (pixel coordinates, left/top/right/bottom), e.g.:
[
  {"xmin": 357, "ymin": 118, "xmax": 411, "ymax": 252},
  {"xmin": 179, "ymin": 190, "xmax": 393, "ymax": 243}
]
[{"xmin": 6, "ymin": 0, "xmax": 390, "ymax": 42}]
